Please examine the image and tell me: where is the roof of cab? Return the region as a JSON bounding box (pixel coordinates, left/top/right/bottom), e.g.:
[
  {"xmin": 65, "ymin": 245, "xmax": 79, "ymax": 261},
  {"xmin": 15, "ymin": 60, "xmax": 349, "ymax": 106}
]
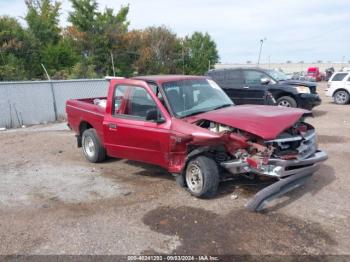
[{"xmin": 132, "ymin": 75, "xmax": 208, "ymax": 84}]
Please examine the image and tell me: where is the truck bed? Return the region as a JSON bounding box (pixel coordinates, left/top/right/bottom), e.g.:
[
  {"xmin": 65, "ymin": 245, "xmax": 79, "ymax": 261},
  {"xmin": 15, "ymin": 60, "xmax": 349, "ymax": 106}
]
[{"xmin": 66, "ymin": 97, "xmax": 107, "ymax": 142}]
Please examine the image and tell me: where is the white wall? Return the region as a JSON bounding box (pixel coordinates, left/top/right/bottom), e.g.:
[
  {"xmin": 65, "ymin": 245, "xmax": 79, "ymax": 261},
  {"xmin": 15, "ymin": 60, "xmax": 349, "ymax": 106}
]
[{"xmin": 215, "ymin": 63, "xmax": 350, "ymax": 73}]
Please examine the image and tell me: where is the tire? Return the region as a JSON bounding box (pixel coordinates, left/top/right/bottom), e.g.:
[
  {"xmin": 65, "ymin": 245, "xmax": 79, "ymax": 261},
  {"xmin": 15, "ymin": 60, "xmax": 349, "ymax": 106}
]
[
  {"xmin": 276, "ymin": 96, "xmax": 297, "ymax": 108},
  {"xmin": 185, "ymin": 156, "xmax": 219, "ymax": 198},
  {"xmin": 333, "ymin": 90, "xmax": 350, "ymax": 105},
  {"xmin": 82, "ymin": 128, "xmax": 106, "ymax": 163}
]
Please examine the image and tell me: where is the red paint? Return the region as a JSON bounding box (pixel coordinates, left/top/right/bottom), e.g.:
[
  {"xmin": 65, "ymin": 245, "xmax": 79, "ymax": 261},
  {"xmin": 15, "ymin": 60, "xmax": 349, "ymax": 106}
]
[
  {"xmin": 186, "ymin": 105, "xmax": 309, "ymax": 140},
  {"xmin": 307, "ymin": 67, "xmax": 324, "ymax": 82},
  {"xmin": 66, "ymin": 76, "xmax": 309, "ymax": 174}
]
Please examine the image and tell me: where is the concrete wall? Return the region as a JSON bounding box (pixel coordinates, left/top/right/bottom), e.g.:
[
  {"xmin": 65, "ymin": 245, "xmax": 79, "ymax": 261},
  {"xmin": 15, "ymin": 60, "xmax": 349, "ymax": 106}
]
[{"xmin": 215, "ymin": 62, "xmax": 350, "ymax": 73}]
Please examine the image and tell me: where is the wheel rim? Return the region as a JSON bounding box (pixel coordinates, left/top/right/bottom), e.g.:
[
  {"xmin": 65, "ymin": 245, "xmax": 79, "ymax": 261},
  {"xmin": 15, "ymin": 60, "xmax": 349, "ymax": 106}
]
[
  {"xmin": 278, "ymin": 100, "xmax": 291, "ymax": 107},
  {"xmin": 186, "ymin": 163, "xmax": 204, "ymax": 194},
  {"xmin": 335, "ymin": 91, "xmax": 348, "ymax": 104},
  {"xmin": 83, "ymin": 136, "xmax": 95, "ymax": 157}
]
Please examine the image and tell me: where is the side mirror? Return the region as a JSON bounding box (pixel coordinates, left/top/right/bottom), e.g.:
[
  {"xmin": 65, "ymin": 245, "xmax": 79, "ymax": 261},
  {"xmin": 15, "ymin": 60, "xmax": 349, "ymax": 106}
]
[
  {"xmin": 146, "ymin": 109, "xmax": 165, "ymax": 124},
  {"xmin": 260, "ymin": 77, "xmax": 271, "ymax": 85}
]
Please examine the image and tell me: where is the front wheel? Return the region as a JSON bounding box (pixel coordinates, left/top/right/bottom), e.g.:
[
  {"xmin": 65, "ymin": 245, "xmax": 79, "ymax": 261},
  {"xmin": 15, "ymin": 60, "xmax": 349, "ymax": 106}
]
[
  {"xmin": 185, "ymin": 156, "xmax": 219, "ymax": 198},
  {"xmin": 333, "ymin": 90, "xmax": 350, "ymax": 105},
  {"xmin": 276, "ymin": 96, "xmax": 297, "ymax": 108}
]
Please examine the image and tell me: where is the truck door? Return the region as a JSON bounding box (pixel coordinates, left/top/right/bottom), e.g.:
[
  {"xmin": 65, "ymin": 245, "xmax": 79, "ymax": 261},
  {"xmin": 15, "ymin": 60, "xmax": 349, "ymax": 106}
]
[
  {"xmin": 103, "ymin": 79, "xmax": 171, "ymax": 168},
  {"xmin": 219, "ymin": 69, "xmax": 247, "ymax": 105},
  {"xmin": 240, "ymin": 69, "xmax": 269, "ymax": 104}
]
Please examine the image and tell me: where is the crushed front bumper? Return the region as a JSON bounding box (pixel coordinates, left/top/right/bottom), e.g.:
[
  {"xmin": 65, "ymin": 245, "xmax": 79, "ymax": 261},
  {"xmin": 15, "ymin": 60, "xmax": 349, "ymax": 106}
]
[{"xmin": 221, "ymin": 150, "xmax": 328, "ymax": 211}]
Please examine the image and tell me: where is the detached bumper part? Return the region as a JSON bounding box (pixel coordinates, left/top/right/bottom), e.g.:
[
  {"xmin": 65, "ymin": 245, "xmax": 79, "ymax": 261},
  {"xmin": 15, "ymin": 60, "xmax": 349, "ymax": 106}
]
[{"xmin": 221, "ymin": 150, "xmax": 328, "ymax": 211}]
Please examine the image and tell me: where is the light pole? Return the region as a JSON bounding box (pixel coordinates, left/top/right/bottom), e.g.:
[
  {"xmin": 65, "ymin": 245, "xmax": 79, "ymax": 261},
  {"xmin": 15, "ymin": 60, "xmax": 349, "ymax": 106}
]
[{"xmin": 257, "ymin": 38, "xmax": 266, "ymax": 66}]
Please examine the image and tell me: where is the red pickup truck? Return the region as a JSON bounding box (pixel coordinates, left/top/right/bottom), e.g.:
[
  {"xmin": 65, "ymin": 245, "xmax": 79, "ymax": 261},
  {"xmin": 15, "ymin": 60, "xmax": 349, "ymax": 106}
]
[{"xmin": 66, "ymin": 75, "xmax": 327, "ymax": 211}]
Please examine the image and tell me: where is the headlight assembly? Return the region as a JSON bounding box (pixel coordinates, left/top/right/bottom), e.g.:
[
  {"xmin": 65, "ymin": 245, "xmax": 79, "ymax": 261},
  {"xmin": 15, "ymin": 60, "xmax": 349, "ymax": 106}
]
[{"xmin": 296, "ymin": 86, "xmax": 310, "ymax": 94}]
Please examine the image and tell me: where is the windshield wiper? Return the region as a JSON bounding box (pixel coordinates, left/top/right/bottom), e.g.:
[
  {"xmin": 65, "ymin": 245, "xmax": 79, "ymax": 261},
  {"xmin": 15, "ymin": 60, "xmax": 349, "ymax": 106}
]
[
  {"xmin": 182, "ymin": 110, "xmax": 209, "ymax": 118},
  {"xmin": 212, "ymin": 104, "xmax": 232, "ymax": 110}
]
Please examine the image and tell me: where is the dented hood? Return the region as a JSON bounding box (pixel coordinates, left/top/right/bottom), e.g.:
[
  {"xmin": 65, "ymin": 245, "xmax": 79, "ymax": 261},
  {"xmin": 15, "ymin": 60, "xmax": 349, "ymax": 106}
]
[{"xmin": 187, "ymin": 105, "xmax": 310, "ymax": 140}]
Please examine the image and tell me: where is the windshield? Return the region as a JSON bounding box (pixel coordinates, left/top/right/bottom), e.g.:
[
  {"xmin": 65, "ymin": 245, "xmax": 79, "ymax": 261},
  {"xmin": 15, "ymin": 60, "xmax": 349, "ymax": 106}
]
[
  {"xmin": 162, "ymin": 79, "xmax": 233, "ymax": 118},
  {"xmin": 266, "ymin": 69, "xmax": 289, "ymax": 81}
]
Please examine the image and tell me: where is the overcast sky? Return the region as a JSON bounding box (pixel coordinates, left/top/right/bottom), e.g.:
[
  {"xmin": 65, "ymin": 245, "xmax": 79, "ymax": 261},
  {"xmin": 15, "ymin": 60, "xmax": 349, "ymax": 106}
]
[{"xmin": 1, "ymin": 0, "xmax": 349, "ymax": 63}]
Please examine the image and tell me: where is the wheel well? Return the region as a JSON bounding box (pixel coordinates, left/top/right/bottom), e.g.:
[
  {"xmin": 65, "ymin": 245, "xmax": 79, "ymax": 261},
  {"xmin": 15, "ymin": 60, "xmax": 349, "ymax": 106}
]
[
  {"xmin": 275, "ymin": 92, "xmax": 296, "ymax": 101},
  {"xmin": 332, "ymin": 88, "xmax": 349, "ymax": 97},
  {"xmin": 77, "ymin": 121, "xmax": 93, "ymax": 147},
  {"xmin": 79, "ymin": 121, "xmax": 93, "ymax": 135}
]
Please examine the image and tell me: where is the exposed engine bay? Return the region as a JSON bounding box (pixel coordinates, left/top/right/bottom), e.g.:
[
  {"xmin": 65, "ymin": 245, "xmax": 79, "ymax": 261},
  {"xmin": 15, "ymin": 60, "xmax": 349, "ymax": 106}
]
[{"xmin": 196, "ymin": 118, "xmax": 322, "ymax": 179}]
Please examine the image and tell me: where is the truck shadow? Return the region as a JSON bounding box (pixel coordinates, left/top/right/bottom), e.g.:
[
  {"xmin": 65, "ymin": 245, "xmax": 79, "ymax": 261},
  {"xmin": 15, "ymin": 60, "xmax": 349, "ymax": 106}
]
[
  {"xmin": 124, "ymin": 160, "xmax": 174, "ymax": 181},
  {"xmin": 312, "ymin": 109, "xmax": 328, "ymax": 117}
]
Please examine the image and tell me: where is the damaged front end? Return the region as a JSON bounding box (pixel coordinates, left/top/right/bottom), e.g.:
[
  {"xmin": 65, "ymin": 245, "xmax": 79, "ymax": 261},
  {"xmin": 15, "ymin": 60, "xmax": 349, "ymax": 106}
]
[{"xmin": 195, "ymin": 117, "xmax": 328, "ymax": 211}]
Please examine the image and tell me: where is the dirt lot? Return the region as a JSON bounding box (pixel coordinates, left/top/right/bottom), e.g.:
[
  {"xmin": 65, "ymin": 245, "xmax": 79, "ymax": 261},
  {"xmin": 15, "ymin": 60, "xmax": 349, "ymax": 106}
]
[{"xmin": 0, "ymin": 82, "xmax": 349, "ymax": 255}]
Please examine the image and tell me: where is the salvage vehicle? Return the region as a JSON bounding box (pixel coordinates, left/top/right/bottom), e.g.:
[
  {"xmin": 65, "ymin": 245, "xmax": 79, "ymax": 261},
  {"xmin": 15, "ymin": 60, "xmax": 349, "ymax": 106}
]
[
  {"xmin": 206, "ymin": 68, "xmax": 321, "ymax": 110},
  {"xmin": 66, "ymin": 75, "xmax": 327, "ymax": 211},
  {"xmin": 325, "ymin": 71, "xmax": 350, "ymax": 104}
]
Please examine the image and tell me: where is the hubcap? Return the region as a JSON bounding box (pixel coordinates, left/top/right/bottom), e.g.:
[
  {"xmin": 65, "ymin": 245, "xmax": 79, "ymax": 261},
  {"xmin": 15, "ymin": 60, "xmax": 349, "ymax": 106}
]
[
  {"xmin": 278, "ymin": 100, "xmax": 291, "ymax": 107},
  {"xmin": 186, "ymin": 163, "xmax": 203, "ymax": 194},
  {"xmin": 335, "ymin": 91, "xmax": 348, "ymax": 104},
  {"xmin": 83, "ymin": 136, "xmax": 95, "ymax": 157}
]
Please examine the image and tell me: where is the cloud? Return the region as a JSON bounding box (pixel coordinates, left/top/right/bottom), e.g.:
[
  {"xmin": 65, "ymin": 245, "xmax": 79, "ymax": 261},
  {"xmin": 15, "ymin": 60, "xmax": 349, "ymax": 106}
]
[{"xmin": 1, "ymin": 0, "xmax": 349, "ymax": 62}]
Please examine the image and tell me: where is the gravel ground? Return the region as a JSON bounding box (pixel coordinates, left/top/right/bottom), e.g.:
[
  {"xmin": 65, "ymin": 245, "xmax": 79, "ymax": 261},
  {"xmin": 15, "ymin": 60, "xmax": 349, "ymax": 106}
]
[{"xmin": 0, "ymin": 82, "xmax": 349, "ymax": 255}]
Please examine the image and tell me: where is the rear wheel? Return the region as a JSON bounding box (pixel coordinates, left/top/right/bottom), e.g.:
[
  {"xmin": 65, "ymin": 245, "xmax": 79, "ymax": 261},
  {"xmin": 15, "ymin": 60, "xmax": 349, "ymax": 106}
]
[
  {"xmin": 333, "ymin": 90, "xmax": 350, "ymax": 105},
  {"xmin": 276, "ymin": 96, "xmax": 297, "ymax": 108},
  {"xmin": 82, "ymin": 128, "xmax": 106, "ymax": 163},
  {"xmin": 185, "ymin": 156, "xmax": 219, "ymax": 198}
]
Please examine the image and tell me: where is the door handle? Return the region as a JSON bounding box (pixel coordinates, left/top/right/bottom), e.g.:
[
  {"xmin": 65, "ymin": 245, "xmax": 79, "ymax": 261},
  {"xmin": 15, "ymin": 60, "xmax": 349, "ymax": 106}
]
[
  {"xmin": 243, "ymin": 86, "xmax": 250, "ymax": 89},
  {"xmin": 108, "ymin": 123, "xmax": 117, "ymax": 129}
]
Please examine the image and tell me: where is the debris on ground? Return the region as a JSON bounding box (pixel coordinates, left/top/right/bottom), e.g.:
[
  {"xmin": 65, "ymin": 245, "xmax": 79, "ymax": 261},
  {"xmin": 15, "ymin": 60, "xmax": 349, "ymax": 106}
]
[{"xmin": 230, "ymin": 194, "xmax": 238, "ymax": 200}]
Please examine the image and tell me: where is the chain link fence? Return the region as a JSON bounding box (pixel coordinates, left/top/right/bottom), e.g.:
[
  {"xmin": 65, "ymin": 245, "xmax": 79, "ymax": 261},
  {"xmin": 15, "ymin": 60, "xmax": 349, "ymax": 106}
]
[{"xmin": 0, "ymin": 79, "xmax": 109, "ymax": 128}]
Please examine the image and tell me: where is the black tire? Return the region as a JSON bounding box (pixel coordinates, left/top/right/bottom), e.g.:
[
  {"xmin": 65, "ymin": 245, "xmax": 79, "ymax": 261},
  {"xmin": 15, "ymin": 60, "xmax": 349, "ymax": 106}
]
[
  {"xmin": 185, "ymin": 156, "xmax": 219, "ymax": 198},
  {"xmin": 333, "ymin": 90, "xmax": 350, "ymax": 105},
  {"xmin": 82, "ymin": 128, "xmax": 106, "ymax": 163},
  {"xmin": 276, "ymin": 96, "xmax": 297, "ymax": 108}
]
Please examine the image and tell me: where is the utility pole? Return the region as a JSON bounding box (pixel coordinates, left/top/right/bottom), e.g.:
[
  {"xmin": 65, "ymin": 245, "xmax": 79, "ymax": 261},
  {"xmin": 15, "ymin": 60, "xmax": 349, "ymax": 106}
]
[{"xmin": 257, "ymin": 38, "xmax": 266, "ymax": 66}]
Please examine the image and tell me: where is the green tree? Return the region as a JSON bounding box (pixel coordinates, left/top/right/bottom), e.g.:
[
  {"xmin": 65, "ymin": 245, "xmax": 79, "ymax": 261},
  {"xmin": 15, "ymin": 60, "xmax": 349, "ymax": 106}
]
[
  {"xmin": 0, "ymin": 16, "xmax": 31, "ymax": 80},
  {"xmin": 68, "ymin": 0, "xmax": 130, "ymax": 77},
  {"xmin": 183, "ymin": 32, "xmax": 219, "ymax": 75},
  {"xmin": 25, "ymin": 0, "xmax": 61, "ymax": 45},
  {"xmin": 41, "ymin": 40, "xmax": 79, "ymax": 77},
  {"xmin": 134, "ymin": 26, "xmax": 182, "ymax": 75}
]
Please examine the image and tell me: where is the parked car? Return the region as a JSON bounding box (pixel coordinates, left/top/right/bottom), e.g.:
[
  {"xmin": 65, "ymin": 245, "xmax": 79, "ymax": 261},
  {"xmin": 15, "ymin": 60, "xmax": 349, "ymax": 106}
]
[
  {"xmin": 307, "ymin": 67, "xmax": 325, "ymax": 82},
  {"xmin": 66, "ymin": 75, "xmax": 327, "ymax": 211},
  {"xmin": 206, "ymin": 68, "xmax": 321, "ymax": 110},
  {"xmin": 325, "ymin": 71, "xmax": 350, "ymax": 104}
]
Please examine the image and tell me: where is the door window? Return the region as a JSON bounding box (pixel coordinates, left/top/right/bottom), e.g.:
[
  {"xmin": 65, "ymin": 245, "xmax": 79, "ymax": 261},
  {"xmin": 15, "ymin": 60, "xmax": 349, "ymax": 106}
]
[
  {"xmin": 331, "ymin": 73, "xmax": 348, "ymax": 81},
  {"xmin": 243, "ymin": 70, "xmax": 269, "ymax": 85},
  {"xmin": 113, "ymin": 85, "xmax": 128, "ymax": 113}
]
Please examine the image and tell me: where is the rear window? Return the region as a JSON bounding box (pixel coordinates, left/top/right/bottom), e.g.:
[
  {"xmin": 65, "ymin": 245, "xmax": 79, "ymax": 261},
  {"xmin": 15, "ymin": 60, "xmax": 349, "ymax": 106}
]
[{"xmin": 331, "ymin": 73, "xmax": 348, "ymax": 81}]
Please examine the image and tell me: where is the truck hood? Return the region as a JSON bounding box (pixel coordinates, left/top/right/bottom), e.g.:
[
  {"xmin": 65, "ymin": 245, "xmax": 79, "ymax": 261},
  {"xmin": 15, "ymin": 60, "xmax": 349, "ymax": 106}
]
[
  {"xmin": 187, "ymin": 105, "xmax": 310, "ymax": 140},
  {"xmin": 279, "ymin": 79, "xmax": 316, "ymax": 88}
]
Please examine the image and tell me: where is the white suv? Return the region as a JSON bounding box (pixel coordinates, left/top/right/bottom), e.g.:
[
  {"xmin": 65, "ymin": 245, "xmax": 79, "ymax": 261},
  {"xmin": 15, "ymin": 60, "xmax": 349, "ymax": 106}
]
[{"xmin": 325, "ymin": 72, "xmax": 350, "ymax": 104}]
